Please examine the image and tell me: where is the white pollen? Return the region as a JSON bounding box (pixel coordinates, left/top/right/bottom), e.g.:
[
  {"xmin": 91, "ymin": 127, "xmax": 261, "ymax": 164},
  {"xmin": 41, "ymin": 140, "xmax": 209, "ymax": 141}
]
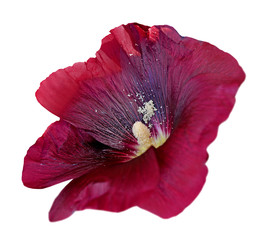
[
  {"xmin": 135, "ymin": 92, "xmax": 144, "ymax": 102},
  {"xmin": 137, "ymin": 100, "xmax": 157, "ymax": 123}
]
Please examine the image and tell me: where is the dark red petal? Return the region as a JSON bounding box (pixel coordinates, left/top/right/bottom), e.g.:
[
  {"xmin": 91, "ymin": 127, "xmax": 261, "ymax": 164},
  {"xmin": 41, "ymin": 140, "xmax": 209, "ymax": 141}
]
[
  {"xmin": 138, "ymin": 129, "xmax": 208, "ymax": 218},
  {"xmin": 34, "ymin": 24, "xmax": 176, "ymax": 150},
  {"xmin": 22, "ymin": 120, "xmax": 129, "ymax": 189},
  {"xmin": 162, "ymin": 32, "xmax": 245, "ymax": 145},
  {"xmin": 36, "ymin": 62, "xmax": 92, "ymax": 116},
  {"xmin": 49, "ymin": 147, "xmax": 159, "ymax": 222},
  {"xmin": 149, "ymin": 25, "xmax": 245, "ymax": 132},
  {"xmin": 35, "ymin": 24, "xmax": 244, "ymax": 150},
  {"xmin": 137, "ymin": 28, "xmax": 244, "ymax": 218},
  {"xmin": 56, "ymin": 24, "xmax": 173, "ymax": 148},
  {"xmin": 27, "ymin": 23, "xmax": 245, "ymax": 220}
]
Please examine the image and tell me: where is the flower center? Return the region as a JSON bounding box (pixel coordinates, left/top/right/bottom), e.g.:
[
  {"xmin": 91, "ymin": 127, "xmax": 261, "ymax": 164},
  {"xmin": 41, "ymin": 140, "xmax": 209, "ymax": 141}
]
[{"xmin": 132, "ymin": 121, "xmax": 167, "ymax": 156}]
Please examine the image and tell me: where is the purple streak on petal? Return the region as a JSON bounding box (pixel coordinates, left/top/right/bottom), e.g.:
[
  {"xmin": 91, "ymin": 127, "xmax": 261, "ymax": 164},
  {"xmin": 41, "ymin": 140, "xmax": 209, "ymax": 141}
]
[
  {"xmin": 137, "ymin": 27, "xmax": 245, "ymax": 217},
  {"xmin": 22, "ymin": 120, "xmax": 130, "ymax": 189},
  {"xmin": 35, "ymin": 24, "xmax": 244, "ymax": 151},
  {"xmin": 26, "ymin": 23, "xmax": 245, "ymax": 220}
]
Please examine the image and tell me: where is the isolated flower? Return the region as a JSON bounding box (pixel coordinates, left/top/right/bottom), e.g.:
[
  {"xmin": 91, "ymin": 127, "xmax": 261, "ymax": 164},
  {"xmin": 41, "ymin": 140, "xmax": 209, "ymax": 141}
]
[{"xmin": 22, "ymin": 23, "xmax": 245, "ymax": 222}]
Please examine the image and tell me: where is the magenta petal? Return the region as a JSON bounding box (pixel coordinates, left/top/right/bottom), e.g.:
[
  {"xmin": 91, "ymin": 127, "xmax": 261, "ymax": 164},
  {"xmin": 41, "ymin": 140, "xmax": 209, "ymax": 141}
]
[
  {"xmin": 25, "ymin": 23, "xmax": 245, "ymax": 221},
  {"xmin": 36, "ymin": 62, "xmax": 92, "ymax": 117},
  {"xmin": 137, "ymin": 44, "xmax": 244, "ymax": 218},
  {"xmin": 138, "ymin": 129, "xmax": 208, "ymax": 218},
  {"xmin": 22, "ymin": 120, "xmax": 127, "ymax": 189},
  {"xmin": 49, "ymin": 147, "xmax": 159, "ymax": 222},
  {"xmin": 35, "ymin": 24, "xmax": 244, "ymax": 150},
  {"xmin": 137, "ymin": 27, "xmax": 244, "ymax": 218},
  {"xmin": 34, "ymin": 24, "xmax": 177, "ymax": 149},
  {"xmin": 150, "ymin": 25, "xmax": 245, "ymax": 132}
]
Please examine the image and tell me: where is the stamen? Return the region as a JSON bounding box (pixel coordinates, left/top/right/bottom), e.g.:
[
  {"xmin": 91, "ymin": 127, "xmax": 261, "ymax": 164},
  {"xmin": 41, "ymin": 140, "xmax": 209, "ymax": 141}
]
[
  {"xmin": 132, "ymin": 121, "xmax": 152, "ymax": 148},
  {"xmin": 132, "ymin": 121, "xmax": 168, "ymax": 157},
  {"xmin": 137, "ymin": 100, "xmax": 157, "ymax": 124}
]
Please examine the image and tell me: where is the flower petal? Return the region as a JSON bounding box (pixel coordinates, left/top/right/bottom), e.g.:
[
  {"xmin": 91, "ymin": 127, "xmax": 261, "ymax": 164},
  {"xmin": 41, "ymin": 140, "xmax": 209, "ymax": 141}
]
[
  {"xmin": 137, "ymin": 29, "xmax": 245, "ymax": 217},
  {"xmin": 36, "ymin": 62, "xmax": 93, "ymax": 117},
  {"xmin": 34, "ymin": 24, "xmax": 176, "ymax": 150},
  {"xmin": 22, "ymin": 120, "xmax": 129, "ymax": 189},
  {"xmin": 159, "ymin": 26, "xmax": 245, "ymax": 144},
  {"xmin": 49, "ymin": 147, "xmax": 159, "ymax": 222},
  {"xmin": 35, "ymin": 24, "xmax": 244, "ymax": 151},
  {"xmin": 143, "ymin": 25, "xmax": 245, "ymax": 133},
  {"xmin": 26, "ymin": 23, "xmax": 245, "ymax": 221},
  {"xmin": 138, "ymin": 128, "xmax": 208, "ymax": 218}
]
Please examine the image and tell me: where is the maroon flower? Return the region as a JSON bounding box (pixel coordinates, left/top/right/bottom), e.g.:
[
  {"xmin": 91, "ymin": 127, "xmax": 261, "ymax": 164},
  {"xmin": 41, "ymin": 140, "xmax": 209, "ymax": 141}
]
[{"xmin": 22, "ymin": 23, "xmax": 245, "ymax": 222}]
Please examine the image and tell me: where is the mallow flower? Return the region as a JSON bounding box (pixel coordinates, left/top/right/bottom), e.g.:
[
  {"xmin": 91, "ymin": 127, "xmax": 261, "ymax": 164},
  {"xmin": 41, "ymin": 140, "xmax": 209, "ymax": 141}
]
[{"xmin": 22, "ymin": 23, "xmax": 245, "ymax": 222}]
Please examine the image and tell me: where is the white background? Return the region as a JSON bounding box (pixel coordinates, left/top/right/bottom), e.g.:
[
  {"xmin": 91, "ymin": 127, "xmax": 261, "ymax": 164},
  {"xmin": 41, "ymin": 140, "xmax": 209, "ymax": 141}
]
[{"xmin": 1, "ymin": 0, "xmax": 265, "ymax": 239}]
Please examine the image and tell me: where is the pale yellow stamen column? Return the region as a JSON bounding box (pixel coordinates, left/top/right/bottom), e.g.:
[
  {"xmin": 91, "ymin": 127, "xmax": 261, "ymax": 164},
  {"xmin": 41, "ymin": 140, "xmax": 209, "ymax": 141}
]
[{"xmin": 132, "ymin": 121, "xmax": 153, "ymax": 156}]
